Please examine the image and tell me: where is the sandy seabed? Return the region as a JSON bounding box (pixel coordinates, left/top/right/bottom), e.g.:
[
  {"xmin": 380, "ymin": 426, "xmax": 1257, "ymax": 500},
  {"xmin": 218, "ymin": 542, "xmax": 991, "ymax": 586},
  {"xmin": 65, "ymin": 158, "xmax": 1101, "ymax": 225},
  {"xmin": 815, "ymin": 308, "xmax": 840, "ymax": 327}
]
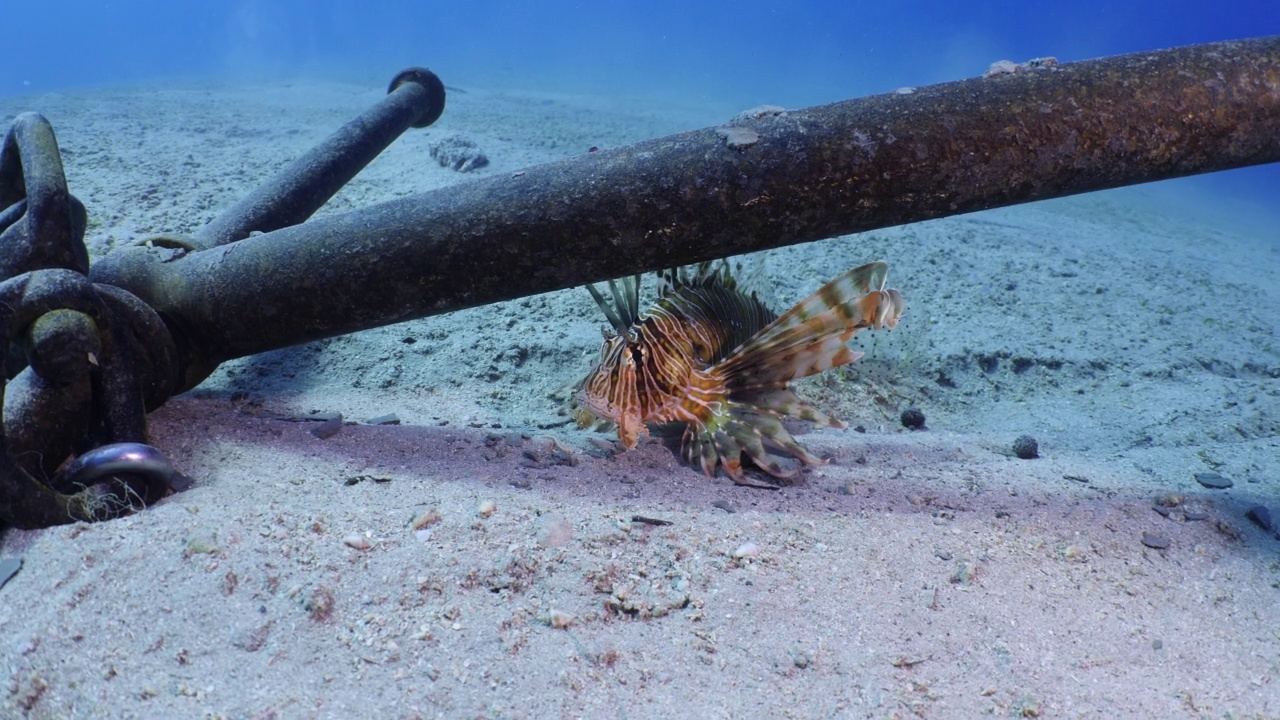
[{"xmin": 0, "ymin": 77, "xmax": 1278, "ymax": 719}]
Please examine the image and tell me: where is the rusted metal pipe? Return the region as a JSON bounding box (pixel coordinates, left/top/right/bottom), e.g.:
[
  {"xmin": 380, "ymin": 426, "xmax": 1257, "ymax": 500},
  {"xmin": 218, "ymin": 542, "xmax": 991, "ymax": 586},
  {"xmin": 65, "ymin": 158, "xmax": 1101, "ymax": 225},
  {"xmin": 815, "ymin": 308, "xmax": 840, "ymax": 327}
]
[{"xmin": 90, "ymin": 37, "xmax": 1280, "ymax": 391}]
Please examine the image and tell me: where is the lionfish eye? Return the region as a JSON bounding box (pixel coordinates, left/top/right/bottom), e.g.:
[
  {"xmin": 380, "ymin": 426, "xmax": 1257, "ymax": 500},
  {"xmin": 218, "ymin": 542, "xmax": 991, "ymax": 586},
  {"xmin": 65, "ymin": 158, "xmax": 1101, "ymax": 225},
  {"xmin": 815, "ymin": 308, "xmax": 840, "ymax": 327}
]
[{"xmin": 628, "ymin": 345, "xmax": 644, "ymax": 365}]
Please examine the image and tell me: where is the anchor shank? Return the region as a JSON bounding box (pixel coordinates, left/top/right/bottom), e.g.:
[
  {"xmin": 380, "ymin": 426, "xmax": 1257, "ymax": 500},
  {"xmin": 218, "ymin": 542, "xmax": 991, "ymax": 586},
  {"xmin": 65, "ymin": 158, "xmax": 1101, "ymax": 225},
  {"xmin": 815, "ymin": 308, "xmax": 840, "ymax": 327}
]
[{"xmin": 91, "ymin": 37, "xmax": 1280, "ymax": 391}]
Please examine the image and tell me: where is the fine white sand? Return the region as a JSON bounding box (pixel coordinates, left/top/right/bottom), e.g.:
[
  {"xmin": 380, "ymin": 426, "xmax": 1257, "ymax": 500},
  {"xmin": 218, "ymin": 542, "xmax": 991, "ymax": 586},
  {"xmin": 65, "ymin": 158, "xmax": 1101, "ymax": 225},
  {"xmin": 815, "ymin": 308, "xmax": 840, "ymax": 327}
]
[{"xmin": 1, "ymin": 78, "xmax": 1278, "ymax": 718}]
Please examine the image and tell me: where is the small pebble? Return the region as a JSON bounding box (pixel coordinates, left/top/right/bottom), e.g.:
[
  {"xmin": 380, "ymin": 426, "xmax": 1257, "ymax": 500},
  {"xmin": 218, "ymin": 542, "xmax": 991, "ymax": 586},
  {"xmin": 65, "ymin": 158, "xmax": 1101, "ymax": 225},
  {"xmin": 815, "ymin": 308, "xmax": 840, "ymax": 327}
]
[
  {"xmin": 711, "ymin": 500, "xmax": 737, "ymax": 514},
  {"xmin": 900, "ymin": 407, "xmax": 926, "ymax": 430},
  {"xmin": 1194, "ymin": 472, "xmax": 1233, "ymax": 489},
  {"xmin": 410, "ymin": 508, "xmax": 442, "ymax": 530},
  {"xmin": 477, "ymin": 500, "xmax": 497, "ymax": 518},
  {"xmin": 1151, "ymin": 504, "xmax": 1171, "ymax": 518},
  {"xmin": 544, "ymin": 610, "xmax": 574, "ymax": 629},
  {"xmin": 732, "ymin": 542, "xmax": 761, "ymax": 559},
  {"xmin": 365, "ymin": 413, "xmax": 400, "ymax": 425},
  {"xmin": 311, "ymin": 414, "xmax": 344, "ymax": 439},
  {"xmin": 1140, "ymin": 532, "xmax": 1170, "ymax": 549},
  {"xmin": 1012, "ymin": 435, "xmax": 1039, "ymax": 460},
  {"xmin": 342, "ymin": 534, "xmax": 372, "ymax": 550}
]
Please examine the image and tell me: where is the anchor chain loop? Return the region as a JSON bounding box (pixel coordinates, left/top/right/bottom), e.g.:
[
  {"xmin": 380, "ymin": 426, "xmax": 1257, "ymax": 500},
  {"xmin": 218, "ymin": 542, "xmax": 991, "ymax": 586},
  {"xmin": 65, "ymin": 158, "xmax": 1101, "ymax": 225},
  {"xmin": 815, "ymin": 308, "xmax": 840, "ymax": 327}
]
[{"xmin": 0, "ymin": 113, "xmax": 183, "ymax": 529}]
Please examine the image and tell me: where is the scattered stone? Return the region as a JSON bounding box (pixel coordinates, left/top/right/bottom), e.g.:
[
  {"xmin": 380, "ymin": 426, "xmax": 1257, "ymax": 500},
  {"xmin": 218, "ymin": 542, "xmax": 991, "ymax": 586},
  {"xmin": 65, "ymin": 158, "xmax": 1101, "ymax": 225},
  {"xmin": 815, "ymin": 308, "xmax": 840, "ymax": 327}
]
[
  {"xmin": 900, "ymin": 407, "xmax": 926, "ymax": 430},
  {"xmin": 631, "ymin": 515, "xmax": 672, "ymax": 526},
  {"xmin": 1012, "ymin": 435, "xmax": 1039, "ymax": 460},
  {"xmin": 711, "ymin": 500, "xmax": 737, "ymax": 514},
  {"xmin": 1245, "ymin": 505, "xmax": 1275, "ymax": 533},
  {"xmin": 1183, "ymin": 510, "xmax": 1209, "ymax": 522},
  {"xmin": 950, "ymin": 561, "xmax": 976, "ymax": 585},
  {"xmin": 365, "ymin": 413, "xmax": 400, "ymax": 425},
  {"xmin": 342, "ymin": 534, "xmax": 372, "ymax": 550},
  {"xmin": 1194, "ymin": 472, "xmax": 1233, "ymax": 489},
  {"xmin": 429, "ymin": 135, "xmax": 489, "ymax": 172},
  {"xmin": 344, "ymin": 474, "xmax": 391, "ymax": 486},
  {"xmin": 1140, "ymin": 532, "xmax": 1170, "ymax": 549},
  {"xmin": 310, "ymin": 414, "xmax": 344, "ymax": 439},
  {"xmin": 542, "ymin": 610, "xmax": 574, "ymax": 629},
  {"xmin": 0, "ymin": 557, "xmax": 21, "ymax": 590},
  {"xmin": 1152, "ymin": 504, "xmax": 1171, "ymax": 518},
  {"xmin": 477, "ymin": 500, "xmax": 497, "ymax": 518},
  {"xmin": 410, "ymin": 508, "xmax": 441, "ymax": 531},
  {"xmin": 732, "ymin": 542, "xmax": 761, "ymax": 559}
]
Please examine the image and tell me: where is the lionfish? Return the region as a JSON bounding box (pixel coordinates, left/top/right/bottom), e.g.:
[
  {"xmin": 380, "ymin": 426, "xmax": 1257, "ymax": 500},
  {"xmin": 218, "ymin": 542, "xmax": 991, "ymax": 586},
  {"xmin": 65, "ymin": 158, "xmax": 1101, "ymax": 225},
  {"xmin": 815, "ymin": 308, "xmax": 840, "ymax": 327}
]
[{"xmin": 575, "ymin": 259, "xmax": 904, "ymax": 487}]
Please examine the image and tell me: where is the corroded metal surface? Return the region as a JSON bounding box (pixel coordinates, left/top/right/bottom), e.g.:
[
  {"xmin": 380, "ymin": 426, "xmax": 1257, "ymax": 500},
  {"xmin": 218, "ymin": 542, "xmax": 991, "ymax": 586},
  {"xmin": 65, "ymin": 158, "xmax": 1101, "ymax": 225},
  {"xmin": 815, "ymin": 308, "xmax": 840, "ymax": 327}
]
[{"xmin": 92, "ymin": 37, "xmax": 1280, "ymax": 375}]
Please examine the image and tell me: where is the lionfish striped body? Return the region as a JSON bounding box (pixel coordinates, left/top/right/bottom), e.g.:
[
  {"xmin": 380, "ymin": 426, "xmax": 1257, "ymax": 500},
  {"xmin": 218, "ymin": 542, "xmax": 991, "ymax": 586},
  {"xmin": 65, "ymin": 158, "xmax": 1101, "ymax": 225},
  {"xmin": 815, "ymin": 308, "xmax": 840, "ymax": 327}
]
[{"xmin": 576, "ymin": 260, "xmax": 904, "ymax": 487}]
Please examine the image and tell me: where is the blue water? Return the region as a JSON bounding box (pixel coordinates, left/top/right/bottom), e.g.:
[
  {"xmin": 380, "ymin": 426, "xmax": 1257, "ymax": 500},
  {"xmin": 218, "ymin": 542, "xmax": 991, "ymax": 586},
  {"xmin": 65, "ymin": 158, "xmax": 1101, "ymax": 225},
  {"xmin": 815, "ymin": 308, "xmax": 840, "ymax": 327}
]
[{"xmin": 4, "ymin": 0, "xmax": 1279, "ymax": 203}]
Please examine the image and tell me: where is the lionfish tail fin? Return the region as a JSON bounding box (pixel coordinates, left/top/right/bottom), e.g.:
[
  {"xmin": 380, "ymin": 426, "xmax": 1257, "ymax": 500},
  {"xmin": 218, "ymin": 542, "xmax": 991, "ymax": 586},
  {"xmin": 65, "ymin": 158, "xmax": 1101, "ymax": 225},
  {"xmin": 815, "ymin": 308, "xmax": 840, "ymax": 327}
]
[{"xmin": 715, "ymin": 261, "xmax": 904, "ymax": 391}]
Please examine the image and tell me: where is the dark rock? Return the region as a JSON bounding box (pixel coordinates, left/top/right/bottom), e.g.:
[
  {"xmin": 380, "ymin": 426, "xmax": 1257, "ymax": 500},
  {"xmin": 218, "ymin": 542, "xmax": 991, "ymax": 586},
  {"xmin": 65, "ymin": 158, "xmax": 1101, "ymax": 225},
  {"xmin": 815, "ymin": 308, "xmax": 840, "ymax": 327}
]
[
  {"xmin": 1245, "ymin": 505, "xmax": 1275, "ymax": 532},
  {"xmin": 1012, "ymin": 435, "xmax": 1039, "ymax": 459},
  {"xmin": 429, "ymin": 135, "xmax": 490, "ymax": 172},
  {"xmin": 310, "ymin": 414, "xmax": 344, "ymax": 439},
  {"xmin": 900, "ymin": 407, "xmax": 926, "ymax": 430},
  {"xmin": 1152, "ymin": 504, "xmax": 1171, "ymax": 518},
  {"xmin": 1194, "ymin": 472, "xmax": 1233, "ymax": 489},
  {"xmin": 1140, "ymin": 532, "xmax": 1170, "ymax": 549}
]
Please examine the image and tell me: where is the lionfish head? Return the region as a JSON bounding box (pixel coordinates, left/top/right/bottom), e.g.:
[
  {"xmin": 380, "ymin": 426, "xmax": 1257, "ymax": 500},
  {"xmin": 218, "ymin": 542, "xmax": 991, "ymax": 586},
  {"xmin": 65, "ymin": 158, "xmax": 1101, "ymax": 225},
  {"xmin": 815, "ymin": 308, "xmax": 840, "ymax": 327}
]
[{"xmin": 576, "ymin": 328, "xmax": 647, "ymax": 449}]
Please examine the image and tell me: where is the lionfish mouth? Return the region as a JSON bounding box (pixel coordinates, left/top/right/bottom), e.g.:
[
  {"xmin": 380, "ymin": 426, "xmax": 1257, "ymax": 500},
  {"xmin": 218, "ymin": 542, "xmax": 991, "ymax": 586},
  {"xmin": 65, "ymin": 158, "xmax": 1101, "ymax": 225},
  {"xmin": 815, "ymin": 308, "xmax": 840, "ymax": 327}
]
[{"xmin": 575, "ymin": 259, "xmax": 904, "ymax": 487}]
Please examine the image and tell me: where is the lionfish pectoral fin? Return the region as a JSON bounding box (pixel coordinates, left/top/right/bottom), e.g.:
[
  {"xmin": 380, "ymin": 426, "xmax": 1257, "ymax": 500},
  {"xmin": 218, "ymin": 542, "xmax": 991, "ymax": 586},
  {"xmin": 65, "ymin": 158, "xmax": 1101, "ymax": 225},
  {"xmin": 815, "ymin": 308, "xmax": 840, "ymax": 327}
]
[{"xmin": 714, "ymin": 261, "xmax": 904, "ymax": 388}]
